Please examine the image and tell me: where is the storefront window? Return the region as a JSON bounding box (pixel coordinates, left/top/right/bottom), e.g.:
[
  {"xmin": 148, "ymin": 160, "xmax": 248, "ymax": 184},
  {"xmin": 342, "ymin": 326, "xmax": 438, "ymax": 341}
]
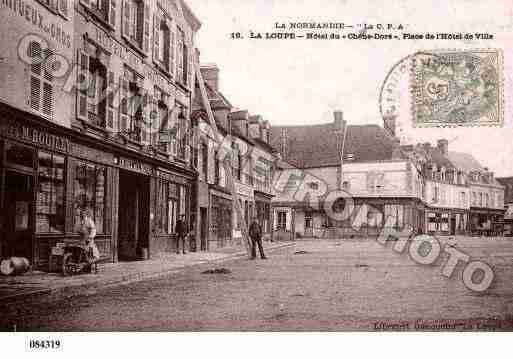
[
  {"xmin": 36, "ymin": 151, "xmax": 65, "ymax": 233},
  {"xmin": 5, "ymin": 142, "xmax": 35, "ymax": 169},
  {"xmin": 158, "ymin": 180, "xmax": 186, "ymax": 234},
  {"xmin": 74, "ymin": 162, "xmax": 107, "ymax": 234}
]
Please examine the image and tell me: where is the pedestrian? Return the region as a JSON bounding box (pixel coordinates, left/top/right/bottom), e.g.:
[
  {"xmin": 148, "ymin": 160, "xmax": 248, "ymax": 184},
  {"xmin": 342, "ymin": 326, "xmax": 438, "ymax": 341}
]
[
  {"xmin": 79, "ymin": 208, "xmax": 100, "ymax": 269},
  {"xmin": 175, "ymin": 214, "xmax": 188, "ymax": 255},
  {"xmin": 249, "ymin": 216, "xmax": 267, "ymax": 260}
]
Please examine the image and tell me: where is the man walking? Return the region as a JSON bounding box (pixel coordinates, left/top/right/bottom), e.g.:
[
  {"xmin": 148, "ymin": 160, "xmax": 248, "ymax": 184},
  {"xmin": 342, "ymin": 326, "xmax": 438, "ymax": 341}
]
[
  {"xmin": 249, "ymin": 216, "xmax": 267, "ymax": 260},
  {"xmin": 175, "ymin": 214, "xmax": 188, "ymax": 255}
]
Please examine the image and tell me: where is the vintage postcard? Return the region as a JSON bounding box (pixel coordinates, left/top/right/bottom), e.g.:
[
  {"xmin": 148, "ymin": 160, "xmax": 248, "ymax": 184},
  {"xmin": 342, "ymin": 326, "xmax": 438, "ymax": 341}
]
[{"xmin": 1, "ymin": 0, "xmax": 513, "ymax": 354}]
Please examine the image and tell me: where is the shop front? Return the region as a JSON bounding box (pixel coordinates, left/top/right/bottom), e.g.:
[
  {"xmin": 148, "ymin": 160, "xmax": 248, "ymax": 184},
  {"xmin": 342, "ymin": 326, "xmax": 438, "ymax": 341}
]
[
  {"xmin": 0, "ymin": 111, "xmax": 117, "ymax": 269},
  {"xmin": 426, "ymin": 208, "xmax": 468, "ymax": 236},
  {"xmin": 0, "ymin": 104, "xmax": 196, "ymax": 270},
  {"xmin": 469, "ymin": 207, "xmax": 505, "ymax": 236},
  {"xmin": 255, "ymin": 191, "xmax": 273, "ymax": 241},
  {"xmin": 209, "ymin": 186, "xmax": 232, "ymax": 249}
]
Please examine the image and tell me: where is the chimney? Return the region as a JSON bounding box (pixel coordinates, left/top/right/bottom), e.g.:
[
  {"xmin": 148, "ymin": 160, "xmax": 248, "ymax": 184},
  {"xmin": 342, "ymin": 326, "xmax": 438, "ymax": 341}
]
[
  {"xmin": 422, "ymin": 142, "xmax": 431, "ymax": 153},
  {"xmin": 333, "ymin": 110, "xmax": 346, "ymax": 131},
  {"xmin": 383, "ymin": 114, "xmax": 397, "ymax": 136},
  {"xmin": 437, "ymin": 139, "xmax": 449, "ymax": 156},
  {"xmin": 200, "ymin": 64, "xmax": 219, "ymax": 91}
]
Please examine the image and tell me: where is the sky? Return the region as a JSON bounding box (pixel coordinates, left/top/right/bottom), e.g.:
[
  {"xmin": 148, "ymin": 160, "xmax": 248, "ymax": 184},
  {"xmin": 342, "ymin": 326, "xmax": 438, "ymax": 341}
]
[{"xmin": 186, "ymin": 0, "xmax": 513, "ymax": 176}]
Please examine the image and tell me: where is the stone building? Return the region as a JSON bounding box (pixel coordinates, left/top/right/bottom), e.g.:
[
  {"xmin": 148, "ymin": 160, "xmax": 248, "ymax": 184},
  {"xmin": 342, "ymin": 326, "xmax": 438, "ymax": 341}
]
[
  {"xmin": 270, "ymin": 111, "xmax": 505, "ymax": 239},
  {"xmin": 191, "ymin": 64, "xmax": 276, "ymax": 249},
  {"xmin": 0, "ymin": 0, "xmax": 202, "ymax": 268},
  {"xmin": 270, "ymin": 111, "xmax": 425, "ymax": 239},
  {"xmin": 496, "ymin": 177, "xmax": 513, "ymax": 236}
]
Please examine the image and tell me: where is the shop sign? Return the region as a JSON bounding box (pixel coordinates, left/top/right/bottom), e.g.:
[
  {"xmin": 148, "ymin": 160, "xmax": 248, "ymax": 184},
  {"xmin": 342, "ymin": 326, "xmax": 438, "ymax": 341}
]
[
  {"xmin": 0, "ymin": 121, "xmax": 70, "ymax": 153},
  {"xmin": 116, "ymin": 156, "xmax": 155, "ymax": 176},
  {"xmin": 156, "ymin": 170, "xmax": 189, "ymax": 185},
  {"xmin": 235, "ymin": 183, "xmax": 254, "ymax": 199}
]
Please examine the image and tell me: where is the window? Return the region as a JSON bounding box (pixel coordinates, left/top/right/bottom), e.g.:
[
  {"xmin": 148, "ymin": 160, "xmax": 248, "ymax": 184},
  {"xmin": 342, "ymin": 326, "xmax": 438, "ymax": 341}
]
[
  {"xmin": 342, "ymin": 181, "xmax": 350, "ymax": 190},
  {"xmin": 120, "ymin": 67, "xmax": 145, "ymax": 142},
  {"xmin": 175, "ymin": 105, "xmax": 188, "ymax": 159},
  {"xmin": 152, "ymin": 86, "xmax": 170, "ymax": 151},
  {"xmin": 81, "ymin": 0, "xmax": 116, "ymax": 26},
  {"xmin": 485, "ymin": 193, "xmax": 489, "ymax": 207},
  {"xmin": 367, "ymin": 171, "xmax": 385, "ymax": 193},
  {"xmin": 277, "ymin": 211, "xmax": 287, "ymax": 230},
  {"xmin": 39, "ymin": 0, "xmax": 68, "ymax": 17},
  {"xmin": 122, "ymin": 0, "xmax": 149, "ymax": 52},
  {"xmin": 201, "ymin": 142, "xmax": 208, "ymax": 181},
  {"xmin": 384, "ymin": 204, "xmax": 404, "ymax": 229},
  {"xmin": 305, "ymin": 211, "xmax": 313, "ymax": 229},
  {"xmin": 153, "ymin": 14, "xmax": 171, "ymax": 71},
  {"xmin": 76, "ymin": 49, "xmax": 116, "ymax": 130},
  {"xmin": 73, "ymin": 162, "xmax": 107, "ymax": 234},
  {"xmin": 214, "ymin": 149, "xmax": 220, "ymax": 184},
  {"xmin": 461, "ymin": 192, "xmax": 466, "ymax": 206},
  {"xmin": 367, "ymin": 206, "xmax": 383, "ymax": 228},
  {"xmin": 176, "ymin": 27, "xmax": 188, "ymax": 85},
  {"xmin": 29, "ymin": 41, "xmax": 54, "ymax": 119},
  {"xmin": 36, "ymin": 152, "xmax": 65, "ymax": 233},
  {"xmin": 479, "ymin": 193, "xmax": 483, "ymax": 207},
  {"xmin": 308, "ymin": 182, "xmax": 319, "ymax": 190}
]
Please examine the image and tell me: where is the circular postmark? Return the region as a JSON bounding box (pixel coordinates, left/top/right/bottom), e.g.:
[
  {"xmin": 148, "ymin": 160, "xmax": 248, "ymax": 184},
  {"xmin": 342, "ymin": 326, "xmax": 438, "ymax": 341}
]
[{"xmin": 380, "ymin": 49, "xmax": 504, "ymax": 133}]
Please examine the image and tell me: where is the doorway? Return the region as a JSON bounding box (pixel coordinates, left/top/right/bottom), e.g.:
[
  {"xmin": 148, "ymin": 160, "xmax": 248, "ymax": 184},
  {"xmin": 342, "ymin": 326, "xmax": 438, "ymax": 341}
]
[
  {"xmin": 200, "ymin": 207, "xmax": 208, "ymax": 251},
  {"xmin": 450, "ymin": 217, "xmax": 457, "ymax": 235},
  {"xmin": 2, "ymin": 171, "xmax": 34, "ymax": 261},
  {"xmin": 118, "ymin": 171, "xmax": 150, "ymax": 261}
]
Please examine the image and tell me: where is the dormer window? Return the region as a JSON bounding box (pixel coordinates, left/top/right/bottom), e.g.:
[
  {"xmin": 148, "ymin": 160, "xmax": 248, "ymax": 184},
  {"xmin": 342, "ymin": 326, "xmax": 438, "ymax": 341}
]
[{"xmin": 308, "ymin": 182, "xmax": 319, "ymax": 190}]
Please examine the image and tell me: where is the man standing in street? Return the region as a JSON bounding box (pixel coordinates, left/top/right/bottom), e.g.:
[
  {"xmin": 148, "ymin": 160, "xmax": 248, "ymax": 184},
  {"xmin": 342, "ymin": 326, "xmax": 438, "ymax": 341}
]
[
  {"xmin": 249, "ymin": 216, "xmax": 267, "ymax": 260},
  {"xmin": 175, "ymin": 214, "xmax": 188, "ymax": 255}
]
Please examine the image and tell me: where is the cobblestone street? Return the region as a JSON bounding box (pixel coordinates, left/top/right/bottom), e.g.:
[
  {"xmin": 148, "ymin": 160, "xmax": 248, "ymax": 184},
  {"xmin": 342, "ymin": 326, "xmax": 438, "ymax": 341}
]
[{"xmin": 1, "ymin": 237, "xmax": 513, "ymax": 331}]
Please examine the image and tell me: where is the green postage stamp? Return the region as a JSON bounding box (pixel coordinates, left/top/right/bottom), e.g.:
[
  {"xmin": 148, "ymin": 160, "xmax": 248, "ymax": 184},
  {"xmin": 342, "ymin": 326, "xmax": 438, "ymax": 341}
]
[{"xmin": 410, "ymin": 49, "xmax": 503, "ymax": 127}]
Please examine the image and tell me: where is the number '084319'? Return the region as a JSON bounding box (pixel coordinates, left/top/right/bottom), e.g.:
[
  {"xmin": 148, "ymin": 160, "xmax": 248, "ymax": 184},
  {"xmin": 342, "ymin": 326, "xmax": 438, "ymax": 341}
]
[{"xmin": 29, "ymin": 340, "xmax": 61, "ymax": 350}]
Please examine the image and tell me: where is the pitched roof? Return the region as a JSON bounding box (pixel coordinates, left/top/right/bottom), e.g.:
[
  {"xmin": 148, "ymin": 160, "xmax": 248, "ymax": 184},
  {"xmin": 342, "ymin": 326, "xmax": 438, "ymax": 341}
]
[
  {"xmin": 447, "ymin": 151, "xmax": 484, "ymax": 172},
  {"xmin": 497, "ymin": 177, "xmax": 513, "ymax": 203},
  {"xmin": 269, "ymin": 123, "xmax": 401, "ymax": 168}
]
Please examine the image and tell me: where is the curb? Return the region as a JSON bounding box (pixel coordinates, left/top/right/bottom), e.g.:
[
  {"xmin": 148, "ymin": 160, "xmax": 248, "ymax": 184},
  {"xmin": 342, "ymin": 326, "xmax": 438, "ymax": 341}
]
[{"xmin": 1, "ymin": 242, "xmax": 295, "ymax": 306}]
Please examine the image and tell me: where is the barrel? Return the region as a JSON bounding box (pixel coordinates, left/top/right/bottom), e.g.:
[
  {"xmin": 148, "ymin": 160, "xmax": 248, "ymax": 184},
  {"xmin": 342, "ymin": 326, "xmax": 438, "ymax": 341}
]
[{"xmin": 0, "ymin": 257, "xmax": 30, "ymax": 276}]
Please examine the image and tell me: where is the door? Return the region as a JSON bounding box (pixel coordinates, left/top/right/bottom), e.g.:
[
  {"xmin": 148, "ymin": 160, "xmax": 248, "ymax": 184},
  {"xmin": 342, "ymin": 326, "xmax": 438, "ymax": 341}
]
[
  {"xmin": 304, "ymin": 212, "xmax": 313, "ymax": 237},
  {"xmin": 2, "ymin": 171, "xmax": 34, "ymax": 261},
  {"xmin": 200, "ymin": 207, "xmax": 207, "ymax": 251},
  {"xmin": 450, "ymin": 217, "xmax": 457, "ymax": 235},
  {"xmin": 118, "ymin": 171, "xmax": 150, "ymax": 261}
]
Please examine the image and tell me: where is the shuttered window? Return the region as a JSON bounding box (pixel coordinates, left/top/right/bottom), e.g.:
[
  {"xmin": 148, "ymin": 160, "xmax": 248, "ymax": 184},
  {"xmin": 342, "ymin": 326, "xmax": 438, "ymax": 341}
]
[
  {"xmin": 29, "ymin": 41, "xmax": 54, "ymax": 119},
  {"xmin": 122, "ymin": 0, "xmax": 149, "ymax": 52}
]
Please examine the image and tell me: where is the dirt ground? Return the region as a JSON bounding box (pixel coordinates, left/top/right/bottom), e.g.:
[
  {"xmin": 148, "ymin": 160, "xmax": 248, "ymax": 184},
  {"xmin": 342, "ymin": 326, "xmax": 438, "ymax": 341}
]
[{"xmin": 1, "ymin": 237, "xmax": 513, "ymax": 331}]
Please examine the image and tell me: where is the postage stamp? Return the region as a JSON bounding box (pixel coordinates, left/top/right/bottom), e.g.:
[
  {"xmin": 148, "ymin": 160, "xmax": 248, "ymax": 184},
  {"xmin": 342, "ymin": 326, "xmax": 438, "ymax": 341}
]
[{"xmin": 410, "ymin": 49, "xmax": 503, "ymax": 127}]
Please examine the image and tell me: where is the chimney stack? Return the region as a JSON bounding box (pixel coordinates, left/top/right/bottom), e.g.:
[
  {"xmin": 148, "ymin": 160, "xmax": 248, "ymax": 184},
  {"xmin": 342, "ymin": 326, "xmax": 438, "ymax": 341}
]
[
  {"xmin": 200, "ymin": 64, "xmax": 219, "ymax": 91},
  {"xmin": 334, "ymin": 110, "xmax": 345, "ymax": 131},
  {"xmin": 437, "ymin": 139, "xmax": 449, "ymax": 156}
]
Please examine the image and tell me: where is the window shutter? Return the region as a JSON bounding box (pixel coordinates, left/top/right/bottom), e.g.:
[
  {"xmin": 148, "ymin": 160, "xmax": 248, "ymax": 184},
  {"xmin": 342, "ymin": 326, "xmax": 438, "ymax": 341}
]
[
  {"xmin": 76, "ymin": 50, "xmax": 90, "ymax": 121},
  {"xmin": 207, "ymin": 144, "xmax": 216, "ymax": 184},
  {"xmin": 169, "ymin": 26, "xmax": 175, "ymax": 78},
  {"xmin": 119, "ymin": 75, "xmax": 129, "ymax": 132},
  {"xmin": 59, "ymin": 0, "xmax": 68, "ymax": 16},
  {"xmin": 143, "ymin": 4, "xmax": 151, "ymax": 54},
  {"xmin": 141, "ymin": 92, "xmax": 150, "ymax": 145},
  {"xmin": 42, "ymin": 82, "xmax": 53, "ymax": 118},
  {"xmin": 109, "ymin": 0, "xmax": 116, "ymax": 28},
  {"xmin": 122, "ymin": 0, "xmax": 130, "ymax": 38},
  {"xmin": 188, "ymin": 47, "xmax": 194, "ymax": 91},
  {"xmin": 30, "ymin": 76, "xmax": 41, "ymax": 112},
  {"xmin": 106, "ymin": 71, "xmax": 117, "ymax": 132},
  {"xmin": 151, "ymin": 92, "xmax": 160, "ymax": 147},
  {"xmin": 153, "ymin": 14, "xmax": 161, "ymax": 62},
  {"xmin": 170, "ymin": 108, "xmax": 178, "ymax": 157}
]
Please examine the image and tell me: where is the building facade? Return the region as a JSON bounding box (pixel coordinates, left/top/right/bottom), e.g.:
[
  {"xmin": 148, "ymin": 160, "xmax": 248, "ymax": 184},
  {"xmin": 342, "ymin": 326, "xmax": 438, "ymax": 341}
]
[
  {"xmin": 270, "ymin": 112, "xmax": 505, "ymax": 239},
  {"xmin": 0, "ymin": 0, "xmax": 202, "ymax": 269}
]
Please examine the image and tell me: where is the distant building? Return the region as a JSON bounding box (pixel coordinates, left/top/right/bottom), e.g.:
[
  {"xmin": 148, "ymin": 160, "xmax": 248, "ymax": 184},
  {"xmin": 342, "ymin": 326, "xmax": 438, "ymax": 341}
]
[
  {"xmin": 496, "ymin": 177, "xmax": 513, "ymax": 235},
  {"xmin": 270, "ymin": 111, "xmax": 505, "ymax": 239}
]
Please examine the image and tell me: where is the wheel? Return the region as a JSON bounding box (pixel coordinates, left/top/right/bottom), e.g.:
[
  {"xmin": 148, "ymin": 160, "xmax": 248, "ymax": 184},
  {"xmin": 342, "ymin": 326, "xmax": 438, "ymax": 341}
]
[{"xmin": 62, "ymin": 253, "xmax": 76, "ymax": 276}]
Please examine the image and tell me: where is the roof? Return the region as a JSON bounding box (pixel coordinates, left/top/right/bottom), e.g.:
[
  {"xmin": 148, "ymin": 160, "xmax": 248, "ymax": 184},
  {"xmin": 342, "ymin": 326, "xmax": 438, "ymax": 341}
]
[
  {"xmin": 447, "ymin": 151, "xmax": 484, "ymax": 172},
  {"xmin": 497, "ymin": 177, "xmax": 513, "ymax": 203},
  {"xmin": 269, "ymin": 123, "xmax": 401, "ymax": 168}
]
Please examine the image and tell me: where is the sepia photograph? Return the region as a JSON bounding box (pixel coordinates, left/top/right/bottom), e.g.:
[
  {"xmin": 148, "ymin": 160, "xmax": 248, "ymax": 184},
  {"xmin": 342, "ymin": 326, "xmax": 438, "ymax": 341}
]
[{"xmin": 1, "ymin": 0, "xmax": 513, "ymax": 353}]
